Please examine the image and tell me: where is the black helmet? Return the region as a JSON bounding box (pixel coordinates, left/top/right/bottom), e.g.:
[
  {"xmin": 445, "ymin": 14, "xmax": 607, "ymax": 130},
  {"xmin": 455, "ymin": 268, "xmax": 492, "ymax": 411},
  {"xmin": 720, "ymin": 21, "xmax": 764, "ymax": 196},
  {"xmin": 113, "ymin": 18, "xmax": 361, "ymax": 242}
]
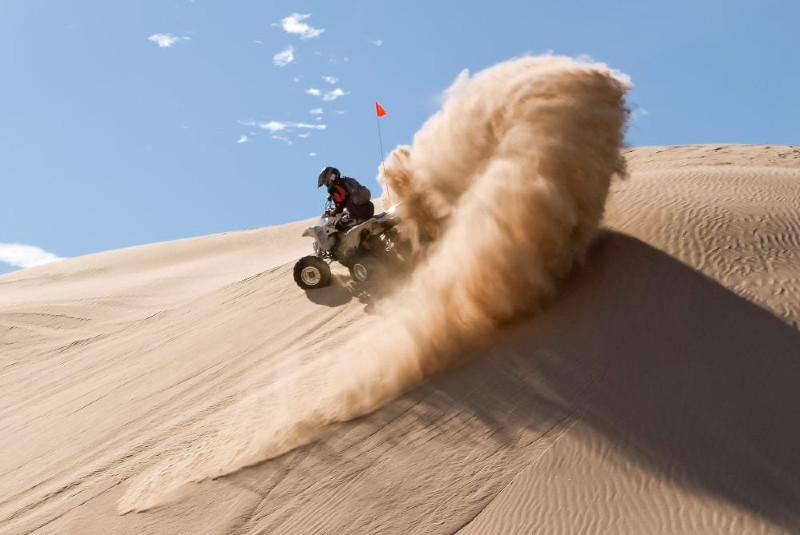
[{"xmin": 318, "ymin": 166, "xmax": 340, "ymax": 188}]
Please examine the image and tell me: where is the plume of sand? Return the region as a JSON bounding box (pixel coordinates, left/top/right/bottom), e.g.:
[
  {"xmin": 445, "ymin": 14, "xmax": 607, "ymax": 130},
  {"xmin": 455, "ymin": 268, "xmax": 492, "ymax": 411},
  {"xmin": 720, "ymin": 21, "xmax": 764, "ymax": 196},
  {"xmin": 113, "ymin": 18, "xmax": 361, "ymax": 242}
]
[
  {"xmin": 119, "ymin": 54, "xmax": 629, "ymax": 513},
  {"xmin": 374, "ymin": 54, "xmax": 630, "ymax": 374}
]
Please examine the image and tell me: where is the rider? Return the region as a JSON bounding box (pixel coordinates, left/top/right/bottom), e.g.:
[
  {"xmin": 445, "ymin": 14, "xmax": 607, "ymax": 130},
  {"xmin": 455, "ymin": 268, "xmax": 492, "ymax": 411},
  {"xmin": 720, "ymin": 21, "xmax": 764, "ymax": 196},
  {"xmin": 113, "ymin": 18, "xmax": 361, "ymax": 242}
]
[{"xmin": 317, "ymin": 166, "xmax": 375, "ymax": 226}]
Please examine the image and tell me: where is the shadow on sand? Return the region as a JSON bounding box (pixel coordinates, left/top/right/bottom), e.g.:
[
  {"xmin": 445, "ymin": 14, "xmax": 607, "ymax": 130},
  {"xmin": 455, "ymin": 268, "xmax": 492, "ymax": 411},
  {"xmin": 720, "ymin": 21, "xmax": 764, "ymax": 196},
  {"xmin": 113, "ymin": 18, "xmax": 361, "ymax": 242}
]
[
  {"xmin": 441, "ymin": 230, "xmax": 800, "ymax": 531},
  {"xmin": 302, "ymin": 269, "xmax": 408, "ymax": 313},
  {"xmin": 301, "ymin": 275, "xmax": 357, "ymax": 308}
]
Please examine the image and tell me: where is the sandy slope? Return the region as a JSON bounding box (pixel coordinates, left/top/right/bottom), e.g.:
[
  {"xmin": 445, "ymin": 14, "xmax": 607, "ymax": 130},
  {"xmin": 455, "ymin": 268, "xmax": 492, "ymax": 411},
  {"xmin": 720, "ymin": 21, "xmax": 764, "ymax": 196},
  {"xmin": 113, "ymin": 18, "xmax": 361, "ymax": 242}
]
[{"xmin": 1, "ymin": 145, "xmax": 799, "ymax": 534}]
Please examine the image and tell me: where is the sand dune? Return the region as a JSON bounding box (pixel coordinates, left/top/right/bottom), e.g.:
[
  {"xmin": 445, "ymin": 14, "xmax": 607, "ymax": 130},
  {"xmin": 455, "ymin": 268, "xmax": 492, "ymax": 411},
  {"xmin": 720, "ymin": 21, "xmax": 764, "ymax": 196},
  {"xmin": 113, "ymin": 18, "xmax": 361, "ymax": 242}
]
[{"xmin": 1, "ymin": 144, "xmax": 798, "ymax": 534}]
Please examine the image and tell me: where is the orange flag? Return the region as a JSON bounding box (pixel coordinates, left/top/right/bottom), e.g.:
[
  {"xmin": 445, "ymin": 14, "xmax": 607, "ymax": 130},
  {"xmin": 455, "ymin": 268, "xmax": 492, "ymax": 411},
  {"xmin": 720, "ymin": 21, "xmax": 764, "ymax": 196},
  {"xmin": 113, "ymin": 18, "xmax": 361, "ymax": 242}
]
[{"xmin": 375, "ymin": 101, "xmax": 387, "ymax": 117}]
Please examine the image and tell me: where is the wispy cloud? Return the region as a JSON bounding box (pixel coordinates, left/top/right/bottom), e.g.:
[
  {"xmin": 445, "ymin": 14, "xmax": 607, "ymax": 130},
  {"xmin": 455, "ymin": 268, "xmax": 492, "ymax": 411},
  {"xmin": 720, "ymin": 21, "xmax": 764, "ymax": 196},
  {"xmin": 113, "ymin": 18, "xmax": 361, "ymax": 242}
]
[
  {"xmin": 257, "ymin": 121, "xmax": 288, "ymax": 133},
  {"xmin": 372, "ymin": 39, "xmax": 383, "ymax": 47},
  {"xmin": 257, "ymin": 121, "xmax": 326, "ymax": 132},
  {"xmin": 237, "ymin": 135, "xmax": 250, "ymax": 144},
  {"xmin": 271, "ymin": 135, "xmax": 293, "ymax": 145},
  {"xmin": 0, "ymin": 243, "xmax": 65, "ymax": 269},
  {"xmin": 322, "ymin": 76, "xmax": 338, "ymax": 85},
  {"xmin": 322, "ymin": 88, "xmax": 348, "ymax": 101},
  {"xmin": 310, "ymin": 108, "xmax": 323, "ymax": 115},
  {"xmin": 305, "ymin": 87, "xmax": 349, "ymax": 101},
  {"xmin": 147, "ymin": 33, "xmax": 191, "ymax": 48},
  {"xmin": 276, "ymin": 13, "xmax": 324, "ymax": 40},
  {"xmin": 309, "ymin": 152, "xmax": 317, "ymax": 157},
  {"xmin": 273, "ymin": 45, "xmax": 295, "ymax": 67},
  {"xmin": 239, "ymin": 119, "xmax": 326, "ymax": 143}
]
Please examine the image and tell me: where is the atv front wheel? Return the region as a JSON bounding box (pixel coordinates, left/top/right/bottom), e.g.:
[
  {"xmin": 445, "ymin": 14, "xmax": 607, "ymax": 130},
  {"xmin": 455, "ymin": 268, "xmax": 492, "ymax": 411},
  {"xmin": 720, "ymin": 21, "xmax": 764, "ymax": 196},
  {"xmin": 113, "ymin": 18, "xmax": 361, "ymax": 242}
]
[{"xmin": 294, "ymin": 256, "xmax": 332, "ymax": 289}]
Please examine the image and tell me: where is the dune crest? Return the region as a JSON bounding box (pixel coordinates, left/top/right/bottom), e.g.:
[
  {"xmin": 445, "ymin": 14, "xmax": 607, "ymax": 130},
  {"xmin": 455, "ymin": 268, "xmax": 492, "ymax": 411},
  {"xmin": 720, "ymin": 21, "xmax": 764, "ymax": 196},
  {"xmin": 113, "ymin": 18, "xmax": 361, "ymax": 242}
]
[{"xmin": 119, "ymin": 54, "xmax": 630, "ymax": 512}]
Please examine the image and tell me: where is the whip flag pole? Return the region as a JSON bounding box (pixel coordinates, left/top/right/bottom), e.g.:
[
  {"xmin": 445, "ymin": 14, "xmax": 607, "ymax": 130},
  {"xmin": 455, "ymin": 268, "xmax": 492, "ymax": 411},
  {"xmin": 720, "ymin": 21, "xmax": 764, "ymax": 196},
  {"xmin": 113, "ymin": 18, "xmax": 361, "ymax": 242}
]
[{"xmin": 375, "ymin": 101, "xmax": 392, "ymax": 204}]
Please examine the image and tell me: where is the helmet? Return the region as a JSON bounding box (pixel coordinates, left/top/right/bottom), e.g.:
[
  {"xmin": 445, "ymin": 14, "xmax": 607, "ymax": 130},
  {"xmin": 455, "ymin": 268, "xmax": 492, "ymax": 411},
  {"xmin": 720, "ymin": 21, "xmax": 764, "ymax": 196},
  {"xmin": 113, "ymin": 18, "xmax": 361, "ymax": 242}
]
[{"xmin": 318, "ymin": 166, "xmax": 340, "ymax": 188}]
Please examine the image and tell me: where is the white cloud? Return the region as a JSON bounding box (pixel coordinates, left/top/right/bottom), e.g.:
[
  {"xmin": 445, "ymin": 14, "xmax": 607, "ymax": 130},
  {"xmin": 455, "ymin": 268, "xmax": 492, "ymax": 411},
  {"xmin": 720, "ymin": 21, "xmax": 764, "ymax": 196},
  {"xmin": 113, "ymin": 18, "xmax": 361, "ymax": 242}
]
[
  {"xmin": 249, "ymin": 120, "xmax": 327, "ymax": 144},
  {"xmin": 310, "ymin": 108, "xmax": 323, "ymax": 115},
  {"xmin": 277, "ymin": 13, "xmax": 324, "ymax": 40},
  {"xmin": 273, "ymin": 45, "xmax": 295, "ymax": 67},
  {"xmin": 258, "ymin": 121, "xmax": 288, "ymax": 133},
  {"xmin": 373, "ymin": 39, "xmax": 383, "ymax": 47},
  {"xmin": 271, "ymin": 135, "xmax": 293, "ymax": 145},
  {"xmin": 253, "ymin": 39, "xmax": 264, "ymax": 45},
  {"xmin": 322, "ymin": 88, "xmax": 348, "ymax": 101},
  {"xmin": 238, "ymin": 119, "xmax": 326, "ymax": 144},
  {"xmin": 0, "ymin": 243, "xmax": 65, "ymax": 269},
  {"xmin": 309, "ymin": 152, "xmax": 317, "ymax": 157},
  {"xmin": 306, "ymin": 87, "xmax": 349, "ymax": 101},
  {"xmin": 322, "ymin": 75, "xmax": 338, "ymax": 85},
  {"xmin": 293, "ymin": 122, "xmax": 327, "ymax": 130},
  {"xmin": 148, "ymin": 33, "xmax": 191, "ymax": 48}
]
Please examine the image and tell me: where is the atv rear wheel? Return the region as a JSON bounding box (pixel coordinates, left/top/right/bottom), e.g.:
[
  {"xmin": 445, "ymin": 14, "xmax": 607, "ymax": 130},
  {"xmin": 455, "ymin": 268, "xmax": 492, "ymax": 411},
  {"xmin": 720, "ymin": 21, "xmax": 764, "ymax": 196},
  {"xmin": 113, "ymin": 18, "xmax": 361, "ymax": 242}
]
[
  {"xmin": 293, "ymin": 256, "xmax": 332, "ymax": 289},
  {"xmin": 349, "ymin": 255, "xmax": 381, "ymax": 283}
]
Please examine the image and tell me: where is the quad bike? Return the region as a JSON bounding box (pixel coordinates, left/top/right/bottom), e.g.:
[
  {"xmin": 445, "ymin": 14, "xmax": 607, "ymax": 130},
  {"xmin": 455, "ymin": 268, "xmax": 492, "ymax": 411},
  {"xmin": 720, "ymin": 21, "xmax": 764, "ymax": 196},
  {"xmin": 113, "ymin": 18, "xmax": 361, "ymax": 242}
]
[{"xmin": 293, "ymin": 201, "xmax": 408, "ymax": 290}]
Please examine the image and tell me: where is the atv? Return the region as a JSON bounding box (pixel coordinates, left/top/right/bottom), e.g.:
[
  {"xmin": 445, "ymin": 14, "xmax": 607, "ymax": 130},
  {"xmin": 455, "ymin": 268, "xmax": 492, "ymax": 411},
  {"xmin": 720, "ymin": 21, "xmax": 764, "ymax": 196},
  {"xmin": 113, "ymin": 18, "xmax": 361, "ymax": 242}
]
[{"xmin": 293, "ymin": 201, "xmax": 408, "ymax": 290}]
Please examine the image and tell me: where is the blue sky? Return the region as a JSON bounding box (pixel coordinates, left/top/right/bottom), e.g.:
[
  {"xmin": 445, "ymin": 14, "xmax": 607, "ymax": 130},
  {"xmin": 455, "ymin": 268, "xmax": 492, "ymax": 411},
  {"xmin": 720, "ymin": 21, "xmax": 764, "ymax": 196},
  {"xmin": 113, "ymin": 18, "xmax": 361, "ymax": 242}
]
[{"xmin": 1, "ymin": 0, "xmax": 798, "ymax": 273}]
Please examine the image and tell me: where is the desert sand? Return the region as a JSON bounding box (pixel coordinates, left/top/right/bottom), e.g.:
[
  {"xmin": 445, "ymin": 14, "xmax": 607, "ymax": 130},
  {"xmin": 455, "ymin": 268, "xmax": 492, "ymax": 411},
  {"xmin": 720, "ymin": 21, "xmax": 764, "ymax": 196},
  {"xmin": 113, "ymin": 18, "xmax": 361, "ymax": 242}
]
[
  {"xmin": 2, "ymin": 144, "xmax": 799, "ymax": 534},
  {"xmin": 2, "ymin": 56, "xmax": 800, "ymax": 535}
]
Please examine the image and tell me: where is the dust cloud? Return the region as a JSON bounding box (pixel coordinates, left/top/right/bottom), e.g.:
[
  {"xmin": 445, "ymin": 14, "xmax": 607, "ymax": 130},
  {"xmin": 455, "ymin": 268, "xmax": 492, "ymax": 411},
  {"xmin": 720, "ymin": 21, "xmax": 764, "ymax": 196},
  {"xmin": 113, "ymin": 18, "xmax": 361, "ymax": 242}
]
[
  {"xmin": 374, "ymin": 54, "xmax": 630, "ymax": 376},
  {"xmin": 119, "ymin": 54, "xmax": 630, "ymax": 513}
]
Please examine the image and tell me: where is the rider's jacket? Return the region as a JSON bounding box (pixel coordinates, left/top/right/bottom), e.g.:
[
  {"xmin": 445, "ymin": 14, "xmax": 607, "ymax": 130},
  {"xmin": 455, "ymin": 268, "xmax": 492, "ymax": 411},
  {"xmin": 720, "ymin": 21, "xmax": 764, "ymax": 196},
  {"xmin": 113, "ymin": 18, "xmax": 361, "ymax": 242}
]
[
  {"xmin": 327, "ymin": 178, "xmax": 374, "ymax": 222},
  {"xmin": 328, "ymin": 182, "xmax": 348, "ymax": 213}
]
